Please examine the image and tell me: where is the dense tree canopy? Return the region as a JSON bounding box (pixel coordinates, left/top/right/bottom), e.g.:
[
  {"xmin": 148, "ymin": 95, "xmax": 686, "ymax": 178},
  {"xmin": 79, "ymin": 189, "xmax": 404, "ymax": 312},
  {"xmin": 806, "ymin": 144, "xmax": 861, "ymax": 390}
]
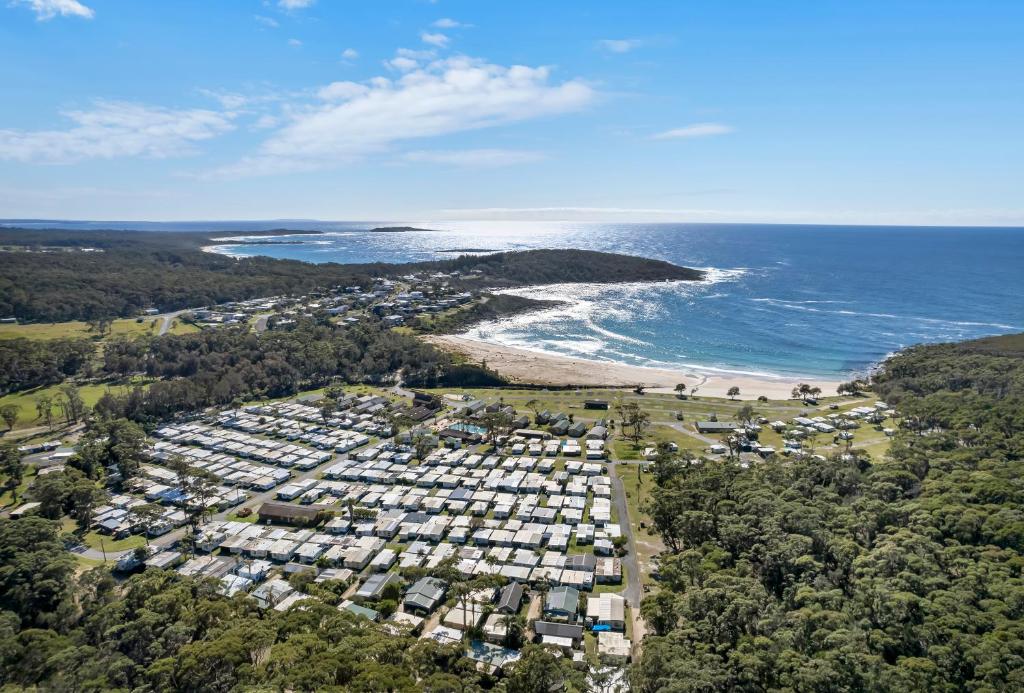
[
  {"xmin": 94, "ymin": 317, "xmax": 503, "ymax": 424},
  {"xmin": 0, "ymin": 337, "xmax": 94, "ymax": 395},
  {"xmin": 634, "ymin": 333, "xmax": 1024, "ymax": 692}
]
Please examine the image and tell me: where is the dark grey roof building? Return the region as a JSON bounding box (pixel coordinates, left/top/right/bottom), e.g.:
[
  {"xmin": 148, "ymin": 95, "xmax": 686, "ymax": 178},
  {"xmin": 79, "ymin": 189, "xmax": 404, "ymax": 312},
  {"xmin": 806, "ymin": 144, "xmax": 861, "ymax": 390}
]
[{"xmin": 403, "ymin": 576, "xmax": 447, "ymax": 614}]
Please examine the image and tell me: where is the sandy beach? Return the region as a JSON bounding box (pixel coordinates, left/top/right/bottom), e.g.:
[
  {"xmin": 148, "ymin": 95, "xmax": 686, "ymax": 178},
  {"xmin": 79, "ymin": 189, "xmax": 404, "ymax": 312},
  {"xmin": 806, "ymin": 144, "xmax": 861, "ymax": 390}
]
[{"xmin": 427, "ymin": 335, "xmax": 841, "ymax": 400}]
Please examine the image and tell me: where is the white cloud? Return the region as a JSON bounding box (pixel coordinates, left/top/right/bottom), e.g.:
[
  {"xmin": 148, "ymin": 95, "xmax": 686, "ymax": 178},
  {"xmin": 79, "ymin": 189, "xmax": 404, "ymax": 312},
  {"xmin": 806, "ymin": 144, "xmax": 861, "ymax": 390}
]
[
  {"xmin": 209, "ymin": 55, "xmax": 593, "ymax": 177},
  {"xmin": 433, "ymin": 18, "xmax": 469, "ymax": 29},
  {"xmin": 403, "ymin": 149, "xmax": 546, "ymax": 167},
  {"xmin": 288, "ymin": 38, "xmax": 302, "ymax": 47},
  {"xmin": 278, "ymin": 0, "xmax": 314, "ymax": 9},
  {"xmin": 384, "ymin": 48, "xmax": 435, "ymax": 72},
  {"xmin": 651, "ymin": 123, "xmax": 733, "ymax": 139},
  {"xmin": 316, "ymin": 81, "xmax": 369, "ymax": 102},
  {"xmin": 341, "ymin": 48, "xmax": 359, "ymax": 60},
  {"xmin": 13, "ymin": 0, "xmax": 93, "ymax": 20},
  {"xmin": 254, "ymin": 15, "xmax": 279, "ymax": 28},
  {"xmin": 598, "ymin": 39, "xmax": 642, "ymax": 54},
  {"xmin": 0, "ymin": 101, "xmax": 235, "ymax": 164},
  {"xmin": 253, "ymin": 114, "xmax": 280, "ymax": 130},
  {"xmin": 387, "ymin": 56, "xmax": 420, "ymax": 72},
  {"xmin": 420, "ymin": 32, "xmax": 449, "ymax": 47}
]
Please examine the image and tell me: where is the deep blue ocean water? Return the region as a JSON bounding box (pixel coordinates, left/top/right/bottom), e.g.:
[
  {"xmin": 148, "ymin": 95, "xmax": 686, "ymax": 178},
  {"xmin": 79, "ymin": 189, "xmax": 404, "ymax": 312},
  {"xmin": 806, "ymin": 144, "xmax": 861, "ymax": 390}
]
[{"xmin": 9, "ymin": 220, "xmax": 1023, "ymax": 380}]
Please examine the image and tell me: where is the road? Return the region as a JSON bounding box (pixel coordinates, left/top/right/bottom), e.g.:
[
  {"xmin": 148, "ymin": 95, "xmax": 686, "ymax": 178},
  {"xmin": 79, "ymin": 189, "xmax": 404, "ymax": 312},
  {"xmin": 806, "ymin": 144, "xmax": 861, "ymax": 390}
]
[
  {"xmin": 155, "ymin": 310, "xmax": 189, "ymax": 336},
  {"xmin": 252, "ymin": 313, "xmax": 274, "ymax": 333},
  {"xmin": 608, "ymin": 460, "xmax": 645, "ymax": 652}
]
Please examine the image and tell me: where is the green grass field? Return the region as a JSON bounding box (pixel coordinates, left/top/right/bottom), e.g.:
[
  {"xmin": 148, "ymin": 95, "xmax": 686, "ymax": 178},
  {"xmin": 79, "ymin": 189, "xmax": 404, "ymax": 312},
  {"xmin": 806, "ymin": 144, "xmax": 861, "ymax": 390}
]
[
  {"xmin": 0, "ymin": 463, "xmax": 36, "ymax": 510},
  {"xmin": 0, "ymin": 316, "xmax": 198, "ymax": 341},
  {"xmin": 61, "ymin": 518, "xmax": 147, "ymax": 552},
  {"xmin": 0, "ymin": 318, "xmax": 157, "ymax": 341},
  {"xmin": 0, "ymin": 381, "xmax": 143, "ymax": 432}
]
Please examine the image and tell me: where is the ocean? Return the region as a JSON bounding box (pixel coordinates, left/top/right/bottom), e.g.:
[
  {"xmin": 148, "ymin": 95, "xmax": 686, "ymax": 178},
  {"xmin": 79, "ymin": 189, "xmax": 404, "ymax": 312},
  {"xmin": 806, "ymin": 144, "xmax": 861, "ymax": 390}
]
[{"xmin": 10, "ymin": 220, "xmax": 1024, "ymax": 380}]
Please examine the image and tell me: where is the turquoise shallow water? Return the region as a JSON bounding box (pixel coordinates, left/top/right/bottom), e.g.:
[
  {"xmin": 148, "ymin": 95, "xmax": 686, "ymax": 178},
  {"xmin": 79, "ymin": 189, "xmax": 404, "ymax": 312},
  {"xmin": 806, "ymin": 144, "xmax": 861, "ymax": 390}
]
[{"xmin": 11, "ymin": 220, "xmax": 1024, "ymax": 379}]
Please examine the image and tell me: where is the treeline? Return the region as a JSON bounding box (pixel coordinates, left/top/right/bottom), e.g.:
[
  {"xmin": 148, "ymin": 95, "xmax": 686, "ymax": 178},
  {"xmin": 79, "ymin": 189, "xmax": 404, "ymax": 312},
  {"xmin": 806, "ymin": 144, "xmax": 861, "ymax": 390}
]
[
  {"xmin": 0, "ymin": 337, "xmax": 95, "ymax": 395},
  {"xmin": 0, "ymin": 517, "xmax": 580, "ymax": 692},
  {"xmin": 95, "ymin": 318, "xmax": 503, "ymax": 424},
  {"xmin": 0, "ymin": 229, "xmax": 378, "ymax": 322},
  {"xmin": 417, "ymin": 248, "xmax": 705, "ymax": 287},
  {"xmin": 0, "ymin": 228, "xmax": 702, "ymax": 322},
  {"xmin": 633, "ymin": 332, "xmax": 1024, "ymax": 691},
  {"xmin": 412, "ymin": 293, "xmax": 563, "ymax": 335}
]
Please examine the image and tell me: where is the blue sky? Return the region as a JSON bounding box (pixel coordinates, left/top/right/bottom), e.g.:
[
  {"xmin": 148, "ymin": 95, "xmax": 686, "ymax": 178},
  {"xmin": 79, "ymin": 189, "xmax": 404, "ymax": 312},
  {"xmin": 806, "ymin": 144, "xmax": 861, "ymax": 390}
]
[{"xmin": 0, "ymin": 0, "xmax": 1021, "ymax": 224}]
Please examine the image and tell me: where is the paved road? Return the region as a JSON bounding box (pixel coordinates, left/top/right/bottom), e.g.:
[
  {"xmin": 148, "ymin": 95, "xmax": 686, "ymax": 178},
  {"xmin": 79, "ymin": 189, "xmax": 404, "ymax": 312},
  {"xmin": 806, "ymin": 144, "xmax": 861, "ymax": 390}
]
[
  {"xmin": 252, "ymin": 313, "xmax": 274, "ymax": 333},
  {"xmin": 608, "ymin": 462, "xmax": 642, "ymax": 609},
  {"xmin": 155, "ymin": 310, "xmax": 189, "ymax": 336}
]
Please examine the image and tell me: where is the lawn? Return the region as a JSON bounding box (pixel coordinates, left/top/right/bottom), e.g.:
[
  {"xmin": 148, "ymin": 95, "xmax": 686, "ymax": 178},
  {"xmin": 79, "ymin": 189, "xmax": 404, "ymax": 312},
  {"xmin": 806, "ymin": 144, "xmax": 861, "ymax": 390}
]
[
  {"xmin": 61, "ymin": 518, "xmax": 147, "ymax": 552},
  {"xmin": 0, "ymin": 317, "xmax": 160, "ymax": 341},
  {"xmin": 0, "ymin": 463, "xmax": 36, "ymax": 510}
]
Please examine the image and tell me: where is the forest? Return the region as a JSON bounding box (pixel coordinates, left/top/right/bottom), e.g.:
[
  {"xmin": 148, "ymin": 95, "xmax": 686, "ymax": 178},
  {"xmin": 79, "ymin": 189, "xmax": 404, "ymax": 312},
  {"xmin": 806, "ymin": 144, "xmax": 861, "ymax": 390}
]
[
  {"xmin": 410, "ymin": 293, "xmax": 563, "ymax": 335},
  {"xmin": 0, "ymin": 517, "xmax": 582, "ymax": 692},
  {"xmin": 0, "ymin": 228, "xmax": 702, "ymax": 322},
  {"xmin": 0, "ymin": 337, "xmax": 95, "ymax": 395},
  {"xmin": 633, "ymin": 332, "xmax": 1024, "ymax": 691},
  {"xmin": 94, "ymin": 317, "xmax": 505, "ymax": 424}
]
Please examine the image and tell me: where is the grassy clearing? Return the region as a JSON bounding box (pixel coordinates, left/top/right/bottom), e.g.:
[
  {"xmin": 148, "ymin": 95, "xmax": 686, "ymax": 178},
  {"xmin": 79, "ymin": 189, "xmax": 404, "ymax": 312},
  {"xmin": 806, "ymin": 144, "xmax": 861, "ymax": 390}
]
[
  {"xmin": 165, "ymin": 320, "xmax": 200, "ymax": 335},
  {"xmin": 61, "ymin": 518, "xmax": 147, "ymax": 552},
  {"xmin": 0, "ymin": 463, "xmax": 36, "ymax": 510},
  {"xmin": 0, "ymin": 317, "xmax": 161, "ymax": 341},
  {"xmin": 74, "ymin": 554, "xmax": 108, "ymax": 569},
  {"xmin": 0, "ymin": 382, "xmax": 132, "ymax": 431}
]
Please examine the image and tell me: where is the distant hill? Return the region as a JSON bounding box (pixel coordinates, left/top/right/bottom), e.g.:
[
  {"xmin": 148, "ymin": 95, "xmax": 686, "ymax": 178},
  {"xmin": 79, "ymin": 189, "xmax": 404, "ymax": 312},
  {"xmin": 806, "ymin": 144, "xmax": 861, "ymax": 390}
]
[
  {"xmin": 0, "ymin": 228, "xmax": 703, "ymax": 322},
  {"xmin": 415, "ymin": 248, "xmax": 704, "ymax": 286},
  {"xmin": 367, "ymin": 226, "xmax": 439, "ymax": 233}
]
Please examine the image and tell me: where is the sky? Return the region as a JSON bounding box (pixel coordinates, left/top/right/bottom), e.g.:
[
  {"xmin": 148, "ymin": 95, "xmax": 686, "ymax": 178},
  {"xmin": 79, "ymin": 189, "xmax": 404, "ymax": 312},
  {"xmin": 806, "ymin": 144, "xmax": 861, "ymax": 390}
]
[{"xmin": 0, "ymin": 0, "xmax": 1022, "ymax": 225}]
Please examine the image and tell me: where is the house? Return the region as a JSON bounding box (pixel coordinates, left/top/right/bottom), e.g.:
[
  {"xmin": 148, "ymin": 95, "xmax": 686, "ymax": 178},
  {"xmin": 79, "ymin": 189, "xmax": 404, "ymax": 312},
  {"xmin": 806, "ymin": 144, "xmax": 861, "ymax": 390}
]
[
  {"xmin": 544, "ymin": 586, "xmax": 579, "ymax": 621},
  {"xmin": 465, "ymin": 640, "xmax": 522, "ymax": 675},
  {"xmin": 695, "ymin": 421, "xmax": 739, "ymax": 435},
  {"xmin": 598, "ymin": 631, "xmax": 632, "ymax": 662},
  {"xmin": 482, "ymin": 612, "xmax": 511, "ymax": 644},
  {"xmin": 387, "ymin": 611, "xmax": 424, "ymax": 634},
  {"xmin": 340, "ymin": 600, "xmax": 380, "ymax": 622},
  {"xmin": 496, "ymin": 582, "xmax": 525, "ymax": 614},
  {"xmin": 9, "ymin": 502, "xmax": 41, "ymax": 518},
  {"xmin": 422, "ymin": 625, "xmax": 463, "ymax": 646},
  {"xmin": 403, "ymin": 577, "xmax": 447, "ymax": 615},
  {"xmin": 257, "ymin": 501, "xmax": 319, "ymax": 525},
  {"xmin": 274, "ymin": 592, "xmax": 313, "ymax": 612},
  {"xmin": 586, "ymin": 593, "xmax": 626, "ymax": 631},
  {"xmin": 251, "ymin": 578, "xmax": 294, "ymax": 609},
  {"xmin": 533, "ymin": 620, "xmax": 583, "ymax": 647},
  {"xmin": 595, "ymin": 557, "xmax": 622, "ymax": 584},
  {"xmin": 356, "ymin": 571, "xmax": 402, "ymax": 601},
  {"xmin": 567, "ymin": 422, "xmax": 587, "ymax": 438},
  {"xmin": 443, "ymin": 600, "xmax": 486, "ymax": 631}
]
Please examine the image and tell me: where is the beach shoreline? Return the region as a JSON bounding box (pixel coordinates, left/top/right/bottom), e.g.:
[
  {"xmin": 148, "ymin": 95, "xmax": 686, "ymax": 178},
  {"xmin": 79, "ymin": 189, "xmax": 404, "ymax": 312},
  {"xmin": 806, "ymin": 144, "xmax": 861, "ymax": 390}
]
[{"xmin": 426, "ymin": 334, "xmax": 842, "ymax": 400}]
